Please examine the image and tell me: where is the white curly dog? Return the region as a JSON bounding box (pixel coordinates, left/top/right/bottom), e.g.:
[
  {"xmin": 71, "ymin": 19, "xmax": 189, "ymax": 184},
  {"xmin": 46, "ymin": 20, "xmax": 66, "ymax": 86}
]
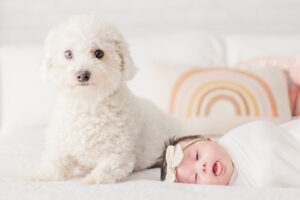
[{"xmin": 33, "ymin": 14, "xmax": 183, "ymax": 184}]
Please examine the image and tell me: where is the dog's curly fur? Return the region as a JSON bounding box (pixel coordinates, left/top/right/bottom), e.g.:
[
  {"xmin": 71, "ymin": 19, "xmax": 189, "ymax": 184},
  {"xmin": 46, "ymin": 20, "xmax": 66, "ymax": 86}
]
[{"xmin": 33, "ymin": 14, "xmax": 183, "ymax": 184}]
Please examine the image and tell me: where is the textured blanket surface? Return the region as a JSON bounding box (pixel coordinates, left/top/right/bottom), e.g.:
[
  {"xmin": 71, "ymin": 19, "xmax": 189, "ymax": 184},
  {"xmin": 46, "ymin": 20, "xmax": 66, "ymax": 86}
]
[
  {"xmin": 219, "ymin": 120, "xmax": 300, "ymax": 187},
  {"xmin": 0, "ymin": 126, "xmax": 299, "ymax": 200}
]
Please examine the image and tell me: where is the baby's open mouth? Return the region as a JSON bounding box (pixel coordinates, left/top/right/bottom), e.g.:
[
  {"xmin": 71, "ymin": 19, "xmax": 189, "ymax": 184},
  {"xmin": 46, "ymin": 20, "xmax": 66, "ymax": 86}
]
[{"xmin": 213, "ymin": 161, "xmax": 223, "ymax": 176}]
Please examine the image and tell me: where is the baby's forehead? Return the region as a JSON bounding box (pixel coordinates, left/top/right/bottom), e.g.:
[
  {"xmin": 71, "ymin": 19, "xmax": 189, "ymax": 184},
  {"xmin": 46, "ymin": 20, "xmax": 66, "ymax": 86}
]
[
  {"xmin": 178, "ymin": 138, "xmax": 190, "ymax": 145},
  {"xmin": 178, "ymin": 138, "xmax": 194, "ymax": 147},
  {"xmin": 178, "ymin": 138, "xmax": 204, "ymax": 151}
]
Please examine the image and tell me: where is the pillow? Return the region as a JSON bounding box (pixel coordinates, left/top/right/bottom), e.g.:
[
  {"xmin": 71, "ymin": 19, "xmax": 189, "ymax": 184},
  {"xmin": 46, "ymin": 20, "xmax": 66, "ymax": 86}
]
[
  {"xmin": 225, "ymin": 35, "xmax": 300, "ymax": 66},
  {"xmin": 0, "ymin": 51, "xmax": 2, "ymax": 128},
  {"xmin": 129, "ymin": 64, "xmax": 292, "ymax": 136},
  {"xmin": 126, "ymin": 30, "xmax": 226, "ymax": 69},
  {"xmin": 0, "ymin": 46, "xmax": 56, "ymax": 133},
  {"xmin": 234, "ymin": 56, "xmax": 300, "ymax": 116}
]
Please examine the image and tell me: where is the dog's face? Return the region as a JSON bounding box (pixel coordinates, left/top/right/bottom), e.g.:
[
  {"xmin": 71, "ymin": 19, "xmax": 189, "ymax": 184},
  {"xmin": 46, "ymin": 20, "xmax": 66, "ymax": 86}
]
[{"xmin": 42, "ymin": 15, "xmax": 136, "ymax": 101}]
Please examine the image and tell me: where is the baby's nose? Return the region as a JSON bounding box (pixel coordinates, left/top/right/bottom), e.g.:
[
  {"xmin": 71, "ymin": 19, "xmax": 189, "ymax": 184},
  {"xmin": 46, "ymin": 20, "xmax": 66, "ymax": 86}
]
[{"xmin": 197, "ymin": 162, "xmax": 207, "ymax": 174}]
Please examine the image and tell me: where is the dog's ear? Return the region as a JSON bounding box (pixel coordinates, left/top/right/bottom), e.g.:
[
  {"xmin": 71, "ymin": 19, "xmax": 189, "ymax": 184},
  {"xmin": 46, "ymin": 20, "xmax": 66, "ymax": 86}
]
[
  {"xmin": 41, "ymin": 50, "xmax": 53, "ymax": 81},
  {"xmin": 40, "ymin": 30, "xmax": 56, "ymax": 81},
  {"xmin": 114, "ymin": 38, "xmax": 137, "ymax": 81}
]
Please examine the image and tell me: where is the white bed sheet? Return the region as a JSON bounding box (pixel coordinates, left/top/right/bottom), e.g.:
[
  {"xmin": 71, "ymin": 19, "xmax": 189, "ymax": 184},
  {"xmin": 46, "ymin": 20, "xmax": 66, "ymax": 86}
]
[{"xmin": 0, "ymin": 126, "xmax": 299, "ymax": 200}]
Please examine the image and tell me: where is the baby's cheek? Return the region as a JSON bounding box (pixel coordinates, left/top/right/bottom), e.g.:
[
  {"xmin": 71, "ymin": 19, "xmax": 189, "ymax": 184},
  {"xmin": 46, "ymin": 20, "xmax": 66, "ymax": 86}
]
[
  {"xmin": 175, "ymin": 167, "xmax": 185, "ymax": 182},
  {"xmin": 200, "ymin": 176, "xmax": 217, "ymax": 185},
  {"xmin": 201, "ymin": 176, "xmax": 228, "ymax": 185}
]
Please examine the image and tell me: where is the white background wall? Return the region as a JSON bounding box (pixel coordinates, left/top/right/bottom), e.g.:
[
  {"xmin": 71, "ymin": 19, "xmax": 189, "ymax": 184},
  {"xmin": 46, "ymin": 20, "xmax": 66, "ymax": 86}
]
[
  {"xmin": 1, "ymin": 0, "xmax": 300, "ymax": 45},
  {"xmin": 1, "ymin": 0, "xmax": 300, "ymax": 132}
]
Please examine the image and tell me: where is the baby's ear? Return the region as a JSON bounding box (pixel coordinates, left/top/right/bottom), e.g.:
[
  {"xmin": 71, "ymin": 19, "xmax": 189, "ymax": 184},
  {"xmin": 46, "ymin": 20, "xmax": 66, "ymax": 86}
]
[
  {"xmin": 205, "ymin": 137, "xmax": 212, "ymax": 141},
  {"xmin": 114, "ymin": 38, "xmax": 137, "ymax": 81}
]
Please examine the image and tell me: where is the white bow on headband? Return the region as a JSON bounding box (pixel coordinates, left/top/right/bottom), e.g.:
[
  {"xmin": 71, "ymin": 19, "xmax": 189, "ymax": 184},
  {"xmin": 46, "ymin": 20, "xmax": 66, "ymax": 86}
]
[{"xmin": 165, "ymin": 144, "xmax": 184, "ymax": 182}]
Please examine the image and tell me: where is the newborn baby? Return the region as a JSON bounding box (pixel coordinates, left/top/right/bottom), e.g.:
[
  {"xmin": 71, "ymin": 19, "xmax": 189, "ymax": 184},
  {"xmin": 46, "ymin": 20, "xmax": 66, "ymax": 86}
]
[{"xmin": 160, "ymin": 120, "xmax": 300, "ymax": 187}]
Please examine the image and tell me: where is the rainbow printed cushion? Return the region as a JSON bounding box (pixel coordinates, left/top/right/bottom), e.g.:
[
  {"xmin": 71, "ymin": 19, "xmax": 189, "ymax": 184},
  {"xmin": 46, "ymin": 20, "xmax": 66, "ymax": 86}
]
[{"xmin": 131, "ymin": 65, "xmax": 292, "ymax": 136}]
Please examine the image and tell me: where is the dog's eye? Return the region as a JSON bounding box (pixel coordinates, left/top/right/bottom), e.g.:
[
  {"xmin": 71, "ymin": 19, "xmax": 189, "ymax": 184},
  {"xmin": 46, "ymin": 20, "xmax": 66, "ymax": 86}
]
[
  {"xmin": 94, "ymin": 49, "xmax": 104, "ymax": 59},
  {"xmin": 65, "ymin": 50, "xmax": 73, "ymax": 59}
]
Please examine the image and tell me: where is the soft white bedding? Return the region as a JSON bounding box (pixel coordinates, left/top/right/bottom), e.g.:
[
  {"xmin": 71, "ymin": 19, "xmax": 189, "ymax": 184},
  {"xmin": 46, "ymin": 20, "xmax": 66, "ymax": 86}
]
[
  {"xmin": 219, "ymin": 120, "xmax": 300, "ymax": 187},
  {"xmin": 0, "ymin": 127, "xmax": 299, "ymax": 200}
]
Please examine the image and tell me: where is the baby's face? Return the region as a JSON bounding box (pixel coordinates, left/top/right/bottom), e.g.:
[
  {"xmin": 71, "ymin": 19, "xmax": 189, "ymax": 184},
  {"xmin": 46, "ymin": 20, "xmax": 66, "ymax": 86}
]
[{"xmin": 176, "ymin": 138, "xmax": 233, "ymax": 185}]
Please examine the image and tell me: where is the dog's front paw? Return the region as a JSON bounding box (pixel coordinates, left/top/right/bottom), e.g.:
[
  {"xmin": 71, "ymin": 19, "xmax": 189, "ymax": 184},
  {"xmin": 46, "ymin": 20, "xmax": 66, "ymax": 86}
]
[
  {"xmin": 29, "ymin": 174, "xmax": 59, "ymax": 182},
  {"xmin": 81, "ymin": 154, "xmax": 135, "ymax": 184},
  {"xmin": 29, "ymin": 169, "xmax": 67, "ymax": 182},
  {"xmin": 81, "ymin": 174, "xmax": 116, "ymax": 185}
]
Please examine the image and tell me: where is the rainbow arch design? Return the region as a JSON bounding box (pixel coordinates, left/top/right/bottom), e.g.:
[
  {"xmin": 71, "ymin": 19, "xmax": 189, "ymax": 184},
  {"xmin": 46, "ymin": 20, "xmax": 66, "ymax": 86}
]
[{"xmin": 169, "ymin": 68, "xmax": 278, "ymax": 118}]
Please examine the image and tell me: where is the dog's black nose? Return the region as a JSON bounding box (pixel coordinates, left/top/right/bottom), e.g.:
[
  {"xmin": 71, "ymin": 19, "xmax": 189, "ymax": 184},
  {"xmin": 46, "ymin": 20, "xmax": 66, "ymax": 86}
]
[{"xmin": 76, "ymin": 70, "xmax": 91, "ymax": 83}]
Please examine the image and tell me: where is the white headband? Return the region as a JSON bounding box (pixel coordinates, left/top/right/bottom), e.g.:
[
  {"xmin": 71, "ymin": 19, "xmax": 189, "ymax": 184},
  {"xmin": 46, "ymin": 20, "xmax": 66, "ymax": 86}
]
[{"xmin": 164, "ymin": 138, "xmax": 205, "ymax": 183}]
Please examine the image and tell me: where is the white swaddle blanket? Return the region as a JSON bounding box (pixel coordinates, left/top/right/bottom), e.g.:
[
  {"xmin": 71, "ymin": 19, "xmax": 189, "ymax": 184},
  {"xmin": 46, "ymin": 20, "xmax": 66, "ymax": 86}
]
[{"xmin": 218, "ymin": 120, "xmax": 300, "ymax": 187}]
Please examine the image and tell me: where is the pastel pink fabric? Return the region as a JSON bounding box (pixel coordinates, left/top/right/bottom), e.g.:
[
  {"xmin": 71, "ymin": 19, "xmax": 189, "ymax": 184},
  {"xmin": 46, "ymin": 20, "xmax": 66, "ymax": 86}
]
[
  {"xmin": 236, "ymin": 57, "xmax": 300, "ymax": 117},
  {"xmin": 289, "ymin": 85, "xmax": 300, "ymax": 117}
]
